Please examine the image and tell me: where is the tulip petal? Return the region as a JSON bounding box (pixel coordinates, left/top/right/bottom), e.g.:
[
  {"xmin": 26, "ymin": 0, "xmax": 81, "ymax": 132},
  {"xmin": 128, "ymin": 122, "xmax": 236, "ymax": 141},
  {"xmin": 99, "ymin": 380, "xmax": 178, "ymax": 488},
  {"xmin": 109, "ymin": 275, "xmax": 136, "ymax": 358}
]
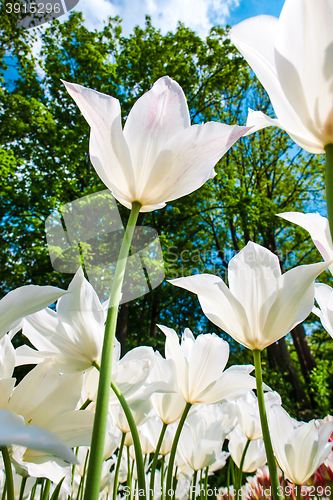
[
  {"xmin": 0, "ymin": 410, "xmax": 78, "ymax": 464},
  {"xmin": 0, "ymin": 379, "xmax": 16, "ymax": 407},
  {"xmin": 8, "ymin": 362, "xmax": 82, "ymax": 423},
  {"xmin": 46, "ymin": 410, "xmax": 93, "ymax": 448},
  {"xmin": 0, "ymin": 335, "xmax": 15, "ymax": 379},
  {"xmin": 199, "ymin": 365, "xmax": 256, "ymax": 404},
  {"xmin": 0, "ymin": 285, "xmax": 67, "ymax": 339},
  {"xmin": 228, "ymin": 242, "xmax": 280, "ymax": 341},
  {"xmin": 277, "ymin": 212, "xmax": 333, "ymax": 272},
  {"xmin": 169, "ymin": 274, "xmax": 253, "ymax": 349},
  {"xmin": 314, "ymin": 283, "xmax": 333, "ymax": 338},
  {"xmin": 62, "ymin": 81, "xmax": 135, "ymax": 203},
  {"xmin": 123, "ymin": 76, "xmax": 190, "ymax": 198},
  {"xmin": 263, "ymin": 261, "xmax": 328, "ymax": 345},
  {"xmin": 141, "ymin": 122, "xmax": 250, "ymax": 207}
]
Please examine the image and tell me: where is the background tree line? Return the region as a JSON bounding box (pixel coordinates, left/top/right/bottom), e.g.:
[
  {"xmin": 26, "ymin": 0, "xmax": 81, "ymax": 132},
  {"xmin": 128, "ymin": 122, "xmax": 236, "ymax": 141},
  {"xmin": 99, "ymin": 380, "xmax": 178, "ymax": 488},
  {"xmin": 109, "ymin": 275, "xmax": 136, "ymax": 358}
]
[{"xmin": 1, "ymin": 7, "xmax": 332, "ymax": 419}]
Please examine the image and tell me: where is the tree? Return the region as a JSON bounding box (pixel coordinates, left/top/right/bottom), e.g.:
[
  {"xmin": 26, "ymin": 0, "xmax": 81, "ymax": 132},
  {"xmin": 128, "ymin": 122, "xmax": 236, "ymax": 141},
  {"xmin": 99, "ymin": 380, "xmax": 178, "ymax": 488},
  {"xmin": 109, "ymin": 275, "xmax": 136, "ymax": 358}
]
[{"xmin": 1, "ymin": 12, "xmax": 331, "ymax": 417}]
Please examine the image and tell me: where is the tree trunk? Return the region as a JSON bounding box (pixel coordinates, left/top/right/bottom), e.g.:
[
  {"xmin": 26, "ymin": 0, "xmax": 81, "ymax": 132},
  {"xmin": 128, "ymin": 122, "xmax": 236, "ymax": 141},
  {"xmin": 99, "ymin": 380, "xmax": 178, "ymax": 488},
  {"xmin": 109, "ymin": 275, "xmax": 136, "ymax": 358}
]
[
  {"xmin": 150, "ymin": 290, "xmax": 159, "ymax": 338},
  {"xmin": 290, "ymin": 323, "xmax": 317, "ymax": 383},
  {"xmin": 277, "ymin": 337, "xmax": 310, "ymax": 405},
  {"xmin": 117, "ymin": 302, "xmax": 129, "ymax": 356}
]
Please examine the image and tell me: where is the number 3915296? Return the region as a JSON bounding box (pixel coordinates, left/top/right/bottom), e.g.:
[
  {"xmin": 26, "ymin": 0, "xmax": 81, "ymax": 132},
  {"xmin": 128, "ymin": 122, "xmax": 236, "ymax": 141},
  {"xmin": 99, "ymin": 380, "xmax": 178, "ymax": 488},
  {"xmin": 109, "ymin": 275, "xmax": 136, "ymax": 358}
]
[{"xmin": 6, "ymin": 3, "xmax": 61, "ymax": 13}]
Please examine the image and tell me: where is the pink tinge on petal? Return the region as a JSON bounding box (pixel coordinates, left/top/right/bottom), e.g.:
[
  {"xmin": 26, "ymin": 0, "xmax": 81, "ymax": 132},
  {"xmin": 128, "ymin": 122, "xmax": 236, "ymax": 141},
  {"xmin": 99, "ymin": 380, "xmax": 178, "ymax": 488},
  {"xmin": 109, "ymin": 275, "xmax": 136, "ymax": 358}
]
[{"xmin": 314, "ymin": 239, "xmax": 331, "ymax": 262}]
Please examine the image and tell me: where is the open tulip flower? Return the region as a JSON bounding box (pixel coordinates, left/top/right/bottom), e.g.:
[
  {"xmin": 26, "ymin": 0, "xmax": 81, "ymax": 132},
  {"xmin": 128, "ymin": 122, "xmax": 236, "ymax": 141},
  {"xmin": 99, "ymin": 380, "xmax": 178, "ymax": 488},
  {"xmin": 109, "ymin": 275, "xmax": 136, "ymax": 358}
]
[
  {"xmin": 158, "ymin": 325, "xmax": 256, "ymax": 404},
  {"xmin": 230, "ymin": 0, "xmax": 333, "ymax": 154},
  {"xmin": 268, "ymin": 404, "xmax": 333, "ymax": 485},
  {"xmin": 16, "ymin": 267, "xmax": 107, "ymax": 372},
  {"xmin": 224, "ymin": 390, "xmax": 281, "ymax": 441},
  {"xmin": 228, "ymin": 424, "xmax": 267, "ymax": 473},
  {"xmin": 177, "ymin": 410, "xmax": 224, "ymax": 472},
  {"xmin": 170, "ymin": 242, "xmax": 328, "ymax": 350},
  {"xmin": 63, "ymin": 76, "xmax": 250, "ymax": 212}
]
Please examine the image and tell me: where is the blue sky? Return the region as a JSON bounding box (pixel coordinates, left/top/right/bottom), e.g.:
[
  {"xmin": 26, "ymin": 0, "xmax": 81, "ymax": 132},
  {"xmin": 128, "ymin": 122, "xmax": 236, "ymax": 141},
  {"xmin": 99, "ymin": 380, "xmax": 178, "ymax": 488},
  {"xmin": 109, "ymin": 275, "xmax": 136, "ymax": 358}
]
[
  {"xmin": 228, "ymin": 0, "xmax": 285, "ymax": 25},
  {"xmin": 65, "ymin": 0, "xmax": 286, "ymax": 38}
]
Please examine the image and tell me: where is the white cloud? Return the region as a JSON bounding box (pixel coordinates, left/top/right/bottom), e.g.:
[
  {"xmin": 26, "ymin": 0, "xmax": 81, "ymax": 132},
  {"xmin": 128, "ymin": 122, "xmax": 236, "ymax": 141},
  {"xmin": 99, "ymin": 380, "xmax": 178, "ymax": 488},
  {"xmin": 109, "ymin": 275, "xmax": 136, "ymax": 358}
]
[{"xmin": 72, "ymin": 0, "xmax": 240, "ymax": 37}]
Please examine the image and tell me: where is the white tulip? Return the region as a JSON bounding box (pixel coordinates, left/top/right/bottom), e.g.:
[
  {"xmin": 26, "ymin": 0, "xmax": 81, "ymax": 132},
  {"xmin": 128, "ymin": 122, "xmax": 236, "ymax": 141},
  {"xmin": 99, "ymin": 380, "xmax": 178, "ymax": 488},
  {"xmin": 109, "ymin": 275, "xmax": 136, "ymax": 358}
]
[
  {"xmin": 230, "ymin": 0, "xmax": 333, "ymax": 154},
  {"xmin": 268, "ymin": 404, "xmax": 333, "ymax": 485},
  {"xmin": 158, "ymin": 325, "xmax": 256, "ymax": 404},
  {"xmin": 63, "ymin": 77, "xmax": 250, "ymax": 212},
  {"xmin": 16, "ymin": 267, "xmax": 106, "ymax": 372},
  {"xmin": 228, "ymin": 424, "xmax": 266, "ymax": 473},
  {"xmin": 170, "ymin": 241, "xmax": 328, "ymax": 350}
]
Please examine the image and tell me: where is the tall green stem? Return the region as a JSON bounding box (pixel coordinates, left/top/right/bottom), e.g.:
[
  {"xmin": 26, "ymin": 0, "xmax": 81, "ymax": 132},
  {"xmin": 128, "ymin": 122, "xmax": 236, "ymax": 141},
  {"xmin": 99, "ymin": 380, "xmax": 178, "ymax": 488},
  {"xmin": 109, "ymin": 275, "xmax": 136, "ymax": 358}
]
[
  {"xmin": 192, "ymin": 470, "xmax": 198, "ymax": 500},
  {"xmin": 42, "ymin": 479, "xmax": 51, "ymax": 500},
  {"xmin": 203, "ymin": 467, "xmax": 209, "ymax": 500},
  {"xmin": 165, "ymin": 403, "xmax": 192, "ymax": 500},
  {"xmin": 253, "ymin": 349, "xmax": 282, "ymax": 500},
  {"xmin": 92, "ymin": 360, "xmax": 146, "ymax": 498},
  {"xmin": 160, "ymin": 456, "xmax": 165, "ymax": 500},
  {"xmin": 325, "ymin": 144, "xmax": 333, "ymax": 242},
  {"xmin": 172, "ymin": 467, "xmax": 178, "ymax": 500},
  {"xmin": 18, "ymin": 477, "xmax": 27, "ymax": 500},
  {"xmin": 83, "ymin": 201, "xmax": 142, "ymax": 500},
  {"xmin": 150, "ymin": 422, "xmax": 168, "ymax": 500},
  {"xmin": 227, "ymin": 458, "xmax": 231, "ymax": 500},
  {"xmin": 236, "ymin": 438, "xmax": 250, "ymax": 500},
  {"xmin": 110, "ymin": 379, "xmax": 146, "ymax": 497},
  {"xmin": 1, "ymin": 447, "xmax": 14, "ymax": 500},
  {"xmin": 127, "ymin": 445, "xmax": 132, "ymax": 500},
  {"xmin": 113, "ymin": 433, "xmax": 126, "ymax": 500}
]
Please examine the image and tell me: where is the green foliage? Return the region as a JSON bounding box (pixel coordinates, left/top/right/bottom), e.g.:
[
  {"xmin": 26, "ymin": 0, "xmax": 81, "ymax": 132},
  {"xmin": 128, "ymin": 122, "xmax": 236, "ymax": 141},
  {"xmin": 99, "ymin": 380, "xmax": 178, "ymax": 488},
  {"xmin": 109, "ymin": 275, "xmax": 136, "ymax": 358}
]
[{"xmin": 0, "ymin": 11, "xmax": 331, "ymax": 415}]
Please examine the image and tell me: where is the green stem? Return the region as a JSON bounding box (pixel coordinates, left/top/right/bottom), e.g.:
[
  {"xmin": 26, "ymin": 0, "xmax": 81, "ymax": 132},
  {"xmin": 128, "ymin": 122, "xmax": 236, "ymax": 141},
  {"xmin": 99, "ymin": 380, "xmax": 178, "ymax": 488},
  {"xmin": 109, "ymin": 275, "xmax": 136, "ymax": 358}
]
[
  {"xmin": 281, "ymin": 471, "xmax": 286, "ymax": 500},
  {"xmin": 111, "ymin": 380, "xmax": 145, "ymax": 497},
  {"xmin": 296, "ymin": 485, "xmax": 300, "ymax": 500},
  {"xmin": 192, "ymin": 470, "xmax": 198, "ymax": 500},
  {"xmin": 113, "ymin": 433, "xmax": 126, "ymax": 500},
  {"xmin": 93, "ymin": 360, "xmax": 146, "ymax": 498},
  {"xmin": 30, "ymin": 479, "xmax": 38, "ymax": 500},
  {"xmin": 199, "ymin": 469, "xmax": 203, "ymax": 500},
  {"xmin": 253, "ymin": 349, "xmax": 282, "ymax": 500},
  {"xmin": 69, "ymin": 447, "xmax": 79, "ymax": 500},
  {"xmin": 18, "ymin": 476, "xmax": 27, "ymax": 500},
  {"xmin": 83, "ymin": 201, "xmax": 141, "ymax": 500},
  {"xmin": 237, "ymin": 438, "xmax": 250, "ymax": 499},
  {"xmin": 172, "ymin": 467, "xmax": 178, "ymax": 500},
  {"xmin": 230, "ymin": 459, "xmax": 236, "ymax": 495},
  {"xmin": 325, "ymin": 144, "xmax": 333, "ymax": 242},
  {"xmin": 149, "ymin": 423, "xmax": 168, "ymax": 500},
  {"xmin": 203, "ymin": 467, "xmax": 209, "ymax": 500},
  {"xmin": 127, "ymin": 446, "xmax": 132, "ymax": 500},
  {"xmin": 160, "ymin": 456, "xmax": 165, "ymax": 500},
  {"xmin": 165, "ymin": 402, "xmax": 192, "ymax": 500},
  {"xmin": 227, "ymin": 458, "xmax": 231, "ymax": 500},
  {"xmin": 79, "ymin": 399, "xmax": 92, "ymax": 411},
  {"xmin": 42, "ymin": 479, "xmax": 51, "ymax": 500},
  {"xmin": 1, "ymin": 447, "xmax": 14, "ymax": 500},
  {"xmin": 77, "ymin": 448, "xmax": 90, "ymax": 500}
]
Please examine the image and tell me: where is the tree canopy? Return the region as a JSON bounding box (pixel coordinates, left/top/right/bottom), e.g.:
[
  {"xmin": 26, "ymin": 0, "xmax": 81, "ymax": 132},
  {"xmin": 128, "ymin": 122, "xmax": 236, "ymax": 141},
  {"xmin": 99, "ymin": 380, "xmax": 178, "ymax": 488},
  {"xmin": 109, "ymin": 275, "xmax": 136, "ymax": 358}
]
[{"xmin": 1, "ymin": 12, "xmax": 332, "ymax": 418}]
